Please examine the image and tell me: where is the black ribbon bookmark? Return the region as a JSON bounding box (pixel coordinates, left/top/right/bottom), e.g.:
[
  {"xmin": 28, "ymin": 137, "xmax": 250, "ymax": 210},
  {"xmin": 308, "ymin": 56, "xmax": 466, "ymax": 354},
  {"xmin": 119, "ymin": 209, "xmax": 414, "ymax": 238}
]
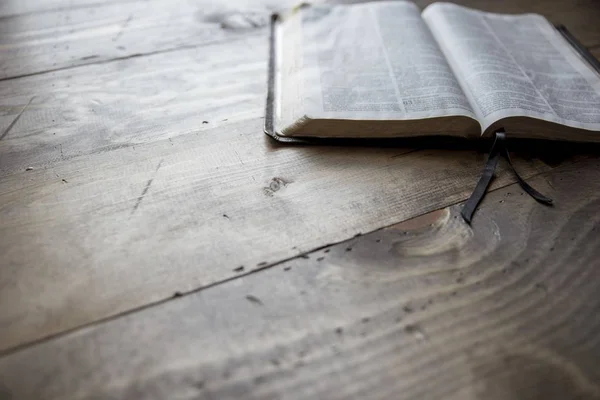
[{"xmin": 461, "ymin": 130, "xmax": 553, "ymax": 224}]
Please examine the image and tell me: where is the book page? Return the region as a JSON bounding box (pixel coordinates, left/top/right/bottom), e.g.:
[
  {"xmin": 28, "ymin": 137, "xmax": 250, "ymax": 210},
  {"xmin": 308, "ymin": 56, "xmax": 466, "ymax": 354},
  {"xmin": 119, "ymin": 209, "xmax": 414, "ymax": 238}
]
[
  {"xmin": 297, "ymin": 1, "xmax": 477, "ymax": 125},
  {"xmin": 423, "ymin": 3, "xmax": 600, "ymax": 135},
  {"xmin": 276, "ymin": 9, "xmax": 305, "ymax": 135}
]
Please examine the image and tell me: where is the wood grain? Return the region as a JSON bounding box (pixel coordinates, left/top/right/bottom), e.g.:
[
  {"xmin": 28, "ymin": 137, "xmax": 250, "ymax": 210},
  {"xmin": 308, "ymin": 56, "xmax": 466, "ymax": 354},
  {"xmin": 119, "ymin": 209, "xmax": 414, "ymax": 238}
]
[
  {"xmin": 0, "ymin": 0, "xmax": 598, "ymax": 80},
  {"xmin": 0, "ymin": 0, "xmax": 598, "ymax": 354},
  {"xmin": 0, "ymin": 113, "xmax": 562, "ymax": 353},
  {"xmin": 0, "ymin": 34, "xmax": 270, "ymax": 175},
  {"xmin": 0, "ymin": 0, "xmax": 123, "ymax": 18},
  {"xmin": 0, "ymin": 158, "xmax": 598, "ymax": 400},
  {"xmin": 1, "ymin": 1, "xmax": 599, "ymax": 176},
  {"xmin": 0, "ymin": 0, "xmax": 293, "ymax": 80}
]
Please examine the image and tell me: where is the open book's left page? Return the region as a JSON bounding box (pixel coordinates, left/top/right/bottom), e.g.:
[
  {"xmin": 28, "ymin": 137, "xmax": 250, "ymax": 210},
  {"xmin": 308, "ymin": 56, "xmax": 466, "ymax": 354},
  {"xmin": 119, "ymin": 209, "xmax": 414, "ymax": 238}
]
[{"xmin": 274, "ymin": 1, "xmax": 481, "ymax": 138}]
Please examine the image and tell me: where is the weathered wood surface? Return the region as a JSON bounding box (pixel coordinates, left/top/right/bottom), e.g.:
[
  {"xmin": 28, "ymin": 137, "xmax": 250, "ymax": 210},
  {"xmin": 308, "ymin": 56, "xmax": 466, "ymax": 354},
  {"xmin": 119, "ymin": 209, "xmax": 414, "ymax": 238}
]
[
  {"xmin": 1, "ymin": 0, "xmax": 599, "ymax": 173},
  {"xmin": 0, "ymin": 34, "xmax": 270, "ymax": 175},
  {"xmin": 0, "ymin": 118, "xmax": 560, "ymax": 353},
  {"xmin": 0, "ymin": 158, "xmax": 599, "ymax": 400},
  {"xmin": 5, "ymin": 0, "xmax": 596, "ymax": 354},
  {"xmin": 0, "ymin": 0, "xmax": 122, "ymax": 17},
  {"xmin": 0, "ymin": 0, "xmax": 290, "ymax": 80},
  {"xmin": 0, "ymin": 0, "xmax": 598, "ymax": 80},
  {"xmin": 0, "ymin": 0, "xmax": 599, "ymax": 369}
]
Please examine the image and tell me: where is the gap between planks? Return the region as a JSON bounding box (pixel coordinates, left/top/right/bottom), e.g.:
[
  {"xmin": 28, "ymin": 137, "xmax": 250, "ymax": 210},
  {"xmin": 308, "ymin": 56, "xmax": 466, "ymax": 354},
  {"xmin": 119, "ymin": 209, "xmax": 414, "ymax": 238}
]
[
  {"xmin": 0, "ymin": 0, "xmax": 144, "ymax": 19},
  {"xmin": 0, "ymin": 35, "xmax": 259, "ymax": 83}
]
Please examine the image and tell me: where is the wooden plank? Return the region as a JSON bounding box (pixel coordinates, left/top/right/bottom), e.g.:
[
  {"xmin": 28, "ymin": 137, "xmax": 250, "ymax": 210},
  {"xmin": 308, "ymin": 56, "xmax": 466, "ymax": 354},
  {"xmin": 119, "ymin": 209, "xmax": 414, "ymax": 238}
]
[
  {"xmin": 0, "ymin": 0, "xmax": 598, "ymax": 80},
  {"xmin": 0, "ymin": 158, "xmax": 599, "ymax": 400},
  {"xmin": 2, "ymin": 10, "xmax": 598, "ymax": 176},
  {"xmin": 0, "ymin": 34, "xmax": 270, "ymax": 175},
  {"xmin": 0, "ymin": 0, "xmax": 594, "ymax": 354},
  {"xmin": 0, "ymin": 0, "xmax": 293, "ymax": 80},
  {"xmin": 1, "ymin": 2, "xmax": 599, "ymax": 175},
  {"xmin": 0, "ymin": 0, "xmax": 126, "ymax": 18},
  {"xmin": 0, "ymin": 111, "xmax": 564, "ymax": 353}
]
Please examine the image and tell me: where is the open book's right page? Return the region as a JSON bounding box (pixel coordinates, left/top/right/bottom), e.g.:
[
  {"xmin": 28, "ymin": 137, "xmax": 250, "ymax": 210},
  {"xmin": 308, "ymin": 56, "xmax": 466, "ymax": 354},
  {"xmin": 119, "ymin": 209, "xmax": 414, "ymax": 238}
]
[{"xmin": 423, "ymin": 3, "xmax": 600, "ymax": 140}]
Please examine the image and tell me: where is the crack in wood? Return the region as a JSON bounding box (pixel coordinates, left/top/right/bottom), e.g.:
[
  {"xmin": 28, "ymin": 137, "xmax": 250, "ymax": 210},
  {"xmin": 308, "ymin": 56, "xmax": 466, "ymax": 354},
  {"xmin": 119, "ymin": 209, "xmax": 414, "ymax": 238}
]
[
  {"xmin": 0, "ymin": 96, "xmax": 35, "ymax": 141},
  {"xmin": 131, "ymin": 159, "xmax": 163, "ymax": 215}
]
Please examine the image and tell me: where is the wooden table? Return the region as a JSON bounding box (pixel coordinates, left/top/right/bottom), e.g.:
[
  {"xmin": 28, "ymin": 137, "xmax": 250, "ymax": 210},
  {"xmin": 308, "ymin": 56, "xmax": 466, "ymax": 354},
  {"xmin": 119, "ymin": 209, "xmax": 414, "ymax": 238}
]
[{"xmin": 1, "ymin": 0, "xmax": 599, "ymax": 399}]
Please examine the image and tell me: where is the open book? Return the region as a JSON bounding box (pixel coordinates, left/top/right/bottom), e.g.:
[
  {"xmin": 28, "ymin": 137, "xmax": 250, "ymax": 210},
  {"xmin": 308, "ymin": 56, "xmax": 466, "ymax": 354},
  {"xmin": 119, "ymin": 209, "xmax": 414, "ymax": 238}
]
[{"xmin": 266, "ymin": 1, "xmax": 600, "ymax": 142}]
